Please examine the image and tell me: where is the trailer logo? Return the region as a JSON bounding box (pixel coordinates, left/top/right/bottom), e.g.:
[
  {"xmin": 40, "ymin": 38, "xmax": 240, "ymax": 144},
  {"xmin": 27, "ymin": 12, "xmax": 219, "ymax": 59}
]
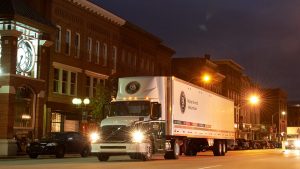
[
  {"xmin": 180, "ymin": 91, "xmax": 186, "ymax": 113},
  {"xmin": 126, "ymin": 81, "xmax": 140, "ymax": 94}
]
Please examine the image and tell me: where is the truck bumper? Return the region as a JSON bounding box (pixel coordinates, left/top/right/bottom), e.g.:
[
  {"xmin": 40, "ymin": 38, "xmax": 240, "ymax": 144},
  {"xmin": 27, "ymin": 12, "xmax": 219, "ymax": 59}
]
[{"xmin": 91, "ymin": 142, "xmax": 149, "ymax": 155}]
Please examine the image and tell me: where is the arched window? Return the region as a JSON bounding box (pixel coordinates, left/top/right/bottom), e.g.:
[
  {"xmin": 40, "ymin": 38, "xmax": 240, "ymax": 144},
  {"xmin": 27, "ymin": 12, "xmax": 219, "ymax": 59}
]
[{"xmin": 14, "ymin": 86, "xmax": 35, "ymax": 128}]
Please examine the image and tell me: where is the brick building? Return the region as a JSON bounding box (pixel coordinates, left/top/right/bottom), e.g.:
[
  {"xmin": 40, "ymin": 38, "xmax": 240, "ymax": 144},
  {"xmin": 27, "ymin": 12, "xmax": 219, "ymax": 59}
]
[{"xmin": 0, "ymin": 0, "xmax": 174, "ymax": 155}]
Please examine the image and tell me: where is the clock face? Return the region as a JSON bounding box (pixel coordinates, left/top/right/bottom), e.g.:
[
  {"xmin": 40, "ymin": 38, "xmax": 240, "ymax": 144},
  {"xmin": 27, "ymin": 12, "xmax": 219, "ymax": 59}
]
[{"xmin": 17, "ymin": 40, "xmax": 35, "ymax": 73}]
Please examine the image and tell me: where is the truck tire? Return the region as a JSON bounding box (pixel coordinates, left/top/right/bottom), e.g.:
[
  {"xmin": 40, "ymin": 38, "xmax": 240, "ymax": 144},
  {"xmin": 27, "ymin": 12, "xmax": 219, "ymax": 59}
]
[
  {"xmin": 213, "ymin": 140, "xmax": 222, "ymax": 156},
  {"xmin": 97, "ymin": 153, "xmax": 109, "ymax": 161},
  {"xmin": 164, "ymin": 140, "xmax": 180, "ymax": 159}
]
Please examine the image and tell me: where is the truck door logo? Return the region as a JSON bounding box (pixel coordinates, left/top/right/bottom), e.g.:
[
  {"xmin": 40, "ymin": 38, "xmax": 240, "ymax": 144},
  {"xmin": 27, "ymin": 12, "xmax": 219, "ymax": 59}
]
[
  {"xmin": 126, "ymin": 81, "xmax": 140, "ymax": 94},
  {"xmin": 180, "ymin": 91, "xmax": 186, "ymax": 113}
]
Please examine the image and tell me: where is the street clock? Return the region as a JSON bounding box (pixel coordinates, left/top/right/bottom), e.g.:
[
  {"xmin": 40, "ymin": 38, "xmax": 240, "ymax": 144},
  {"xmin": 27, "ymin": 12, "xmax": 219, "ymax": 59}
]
[{"xmin": 17, "ymin": 39, "xmax": 35, "ymax": 73}]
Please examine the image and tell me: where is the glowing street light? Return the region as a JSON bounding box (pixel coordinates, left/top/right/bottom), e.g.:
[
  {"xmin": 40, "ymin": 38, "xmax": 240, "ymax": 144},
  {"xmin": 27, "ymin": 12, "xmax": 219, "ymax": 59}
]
[
  {"xmin": 202, "ymin": 74, "xmax": 211, "ymax": 83},
  {"xmin": 249, "ymin": 94, "xmax": 260, "ymax": 105}
]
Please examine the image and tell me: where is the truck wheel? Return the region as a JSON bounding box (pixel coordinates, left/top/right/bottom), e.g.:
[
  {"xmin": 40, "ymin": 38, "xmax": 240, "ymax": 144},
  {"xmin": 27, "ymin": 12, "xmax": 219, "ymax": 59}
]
[
  {"xmin": 97, "ymin": 153, "xmax": 109, "ymax": 161},
  {"xmin": 164, "ymin": 140, "xmax": 180, "ymax": 159},
  {"xmin": 213, "ymin": 140, "xmax": 222, "ymax": 156},
  {"xmin": 221, "ymin": 140, "xmax": 226, "ymax": 156},
  {"xmin": 140, "ymin": 142, "xmax": 153, "ymax": 161}
]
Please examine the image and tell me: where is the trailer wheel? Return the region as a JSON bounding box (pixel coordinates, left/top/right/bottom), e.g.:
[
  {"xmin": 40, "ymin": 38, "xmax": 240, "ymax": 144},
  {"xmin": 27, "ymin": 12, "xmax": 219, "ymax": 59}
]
[
  {"xmin": 221, "ymin": 141, "xmax": 226, "ymax": 156},
  {"xmin": 213, "ymin": 140, "xmax": 222, "ymax": 156},
  {"xmin": 164, "ymin": 140, "xmax": 180, "ymax": 159}
]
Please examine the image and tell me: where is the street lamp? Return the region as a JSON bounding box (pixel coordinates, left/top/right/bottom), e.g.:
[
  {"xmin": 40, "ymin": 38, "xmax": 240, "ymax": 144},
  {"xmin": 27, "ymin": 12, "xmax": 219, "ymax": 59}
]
[
  {"xmin": 72, "ymin": 97, "xmax": 90, "ymax": 134},
  {"xmin": 236, "ymin": 94, "xmax": 260, "ymax": 140},
  {"xmin": 271, "ymin": 111, "xmax": 286, "ymax": 141},
  {"xmin": 202, "ymin": 73, "xmax": 211, "ymax": 83}
]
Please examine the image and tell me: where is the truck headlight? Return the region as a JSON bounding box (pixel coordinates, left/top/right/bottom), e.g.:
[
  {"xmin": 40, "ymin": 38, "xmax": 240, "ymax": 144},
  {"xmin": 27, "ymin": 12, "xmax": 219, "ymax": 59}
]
[
  {"xmin": 131, "ymin": 130, "xmax": 145, "ymax": 143},
  {"xmin": 90, "ymin": 132, "xmax": 100, "ymax": 143}
]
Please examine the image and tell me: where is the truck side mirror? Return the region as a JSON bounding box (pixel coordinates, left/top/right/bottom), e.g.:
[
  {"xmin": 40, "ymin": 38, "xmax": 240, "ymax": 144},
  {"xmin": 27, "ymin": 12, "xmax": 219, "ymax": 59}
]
[{"xmin": 151, "ymin": 103, "xmax": 161, "ymax": 120}]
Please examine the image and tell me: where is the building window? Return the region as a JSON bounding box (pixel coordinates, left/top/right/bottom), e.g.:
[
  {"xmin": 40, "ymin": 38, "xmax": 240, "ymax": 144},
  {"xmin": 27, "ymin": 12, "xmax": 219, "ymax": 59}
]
[
  {"xmin": 74, "ymin": 33, "xmax": 80, "ymax": 58},
  {"xmin": 53, "ymin": 68, "xmax": 77, "ymax": 96},
  {"xmin": 96, "ymin": 41, "xmax": 100, "ymax": 64},
  {"xmin": 102, "ymin": 43, "xmax": 107, "ymax": 66},
  {"xmin": 65, "ymin": 29, "xmax": 71, "ymax": 55},
  {"xmin": 87, "ymin": 37, "xmax": 92, "ymax": 62},
  {"xmin": 51, "ymin": 112, "xmax": 62, "ymax": 132},
  {"xmin": 62, "ymin": 70, "xmax": 68, "ymax": 94},
  {"xmin": 55, "ymin": 25, "xmax": 61, "ymax": 52},
  {"xmin": 112, "ymin": 46, "xmax": 117, "ymax": 72},
  {"xmin": 53, "ymin": 68, "xmax": 60, "ymax": 93},
  {"xmin": 86, "ymin": 76, "xmax": 106, "ymax": 98},
  {"xmin": 14, "ymin": 87, "xmax": 35, "ymax": 128},
  {"xmin": 70, "ymin": 72, "xmax": 77, "ymax": 95}
]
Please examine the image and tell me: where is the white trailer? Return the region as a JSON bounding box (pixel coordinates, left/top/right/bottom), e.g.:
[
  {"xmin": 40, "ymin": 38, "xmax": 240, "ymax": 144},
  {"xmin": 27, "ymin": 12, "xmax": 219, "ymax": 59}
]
[{"xmin": 91, "ymin": 76, "xmax": 234, "ymax": 161}]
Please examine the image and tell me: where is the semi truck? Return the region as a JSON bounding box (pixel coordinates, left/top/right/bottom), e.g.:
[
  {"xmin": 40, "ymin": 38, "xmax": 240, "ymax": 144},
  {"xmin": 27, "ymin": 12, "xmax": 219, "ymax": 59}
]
[
  {"xmin": 283, "ymin": 127, "xmax": 300, "ymax": 150},
  {"xmin": 90, "ymin": 76, "xmax": 234, "ymax": 161}
]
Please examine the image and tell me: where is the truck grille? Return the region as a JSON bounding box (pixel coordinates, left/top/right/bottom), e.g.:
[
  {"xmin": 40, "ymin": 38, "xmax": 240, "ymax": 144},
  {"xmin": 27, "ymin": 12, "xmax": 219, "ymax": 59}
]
[{"xmin": 101, "ymin": 125, "xmax": 130, "ymax": 142}]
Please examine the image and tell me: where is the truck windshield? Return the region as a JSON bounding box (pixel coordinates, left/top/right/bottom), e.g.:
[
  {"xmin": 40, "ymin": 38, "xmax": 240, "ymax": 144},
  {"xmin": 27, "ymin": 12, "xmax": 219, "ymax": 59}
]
[{"xmin": 109, "ymin": 101, "xmax": 150, "ymax": 116}]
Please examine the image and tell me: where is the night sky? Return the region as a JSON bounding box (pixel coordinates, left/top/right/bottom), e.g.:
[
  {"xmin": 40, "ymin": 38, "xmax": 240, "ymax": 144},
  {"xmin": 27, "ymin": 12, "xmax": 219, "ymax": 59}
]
[{"xmin": 92, "ymin": 0, "xmax": 300, "ymax": 101}]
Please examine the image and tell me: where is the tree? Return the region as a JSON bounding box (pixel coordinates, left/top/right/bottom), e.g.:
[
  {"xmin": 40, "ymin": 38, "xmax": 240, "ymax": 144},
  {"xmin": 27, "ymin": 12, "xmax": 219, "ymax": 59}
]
[{"xmin": 90, "ymin": 84, "xmax": 111, "ymax": 121}]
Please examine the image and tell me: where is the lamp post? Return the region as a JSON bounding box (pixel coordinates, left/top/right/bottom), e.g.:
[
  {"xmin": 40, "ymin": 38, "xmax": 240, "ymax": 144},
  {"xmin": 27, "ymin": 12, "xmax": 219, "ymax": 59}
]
[
  {"xmin": 72, "ymin": 97, "xmax": 90, "ymax": 134},
  {"xmin": 271, "ymin": 111, "xmax": 286, "ymax": 141}
]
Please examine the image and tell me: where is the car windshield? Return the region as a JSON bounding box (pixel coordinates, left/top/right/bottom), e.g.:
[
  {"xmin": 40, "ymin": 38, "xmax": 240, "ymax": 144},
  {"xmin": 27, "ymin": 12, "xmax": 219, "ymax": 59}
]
[{"xmin": 109, "ymin": 101, "xmax": 150, "ymax": 116}]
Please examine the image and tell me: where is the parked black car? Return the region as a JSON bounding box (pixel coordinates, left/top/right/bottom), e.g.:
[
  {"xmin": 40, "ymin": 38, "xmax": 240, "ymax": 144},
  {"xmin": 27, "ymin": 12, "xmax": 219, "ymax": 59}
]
[{"xmin": 26, "ymin": 132, "xmax": 91, "ymax": 158}]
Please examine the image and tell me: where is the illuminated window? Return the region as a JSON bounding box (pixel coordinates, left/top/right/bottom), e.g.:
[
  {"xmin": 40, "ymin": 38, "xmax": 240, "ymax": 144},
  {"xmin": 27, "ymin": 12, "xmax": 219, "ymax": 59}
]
[
  {"xmin": 51, "ymin": 112, "xmax": 62, "ymax": 132},
  {"xmin": 14, "ymin": 87, "xmax": 35, "ymax": 128}
]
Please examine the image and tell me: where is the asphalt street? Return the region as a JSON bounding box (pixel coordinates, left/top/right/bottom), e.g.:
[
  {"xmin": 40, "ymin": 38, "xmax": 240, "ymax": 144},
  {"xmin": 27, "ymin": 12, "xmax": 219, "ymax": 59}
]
[{"xmin": 0, "ymin": 149, "xmax": 299, "ymax": 169}]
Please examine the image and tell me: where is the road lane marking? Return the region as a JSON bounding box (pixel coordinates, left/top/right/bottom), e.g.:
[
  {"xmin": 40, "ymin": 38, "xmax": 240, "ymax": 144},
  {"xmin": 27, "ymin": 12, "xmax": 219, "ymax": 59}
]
[{"xmin": 198, "ymin": 165, "xmax": 222, "ymax": 169}]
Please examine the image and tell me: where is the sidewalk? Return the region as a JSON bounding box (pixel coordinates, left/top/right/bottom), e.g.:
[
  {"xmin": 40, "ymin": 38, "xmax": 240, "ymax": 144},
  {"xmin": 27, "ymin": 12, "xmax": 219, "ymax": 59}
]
[{"xmin": 0, "ymin": 152, "xmax": 28, "ymax": 159}]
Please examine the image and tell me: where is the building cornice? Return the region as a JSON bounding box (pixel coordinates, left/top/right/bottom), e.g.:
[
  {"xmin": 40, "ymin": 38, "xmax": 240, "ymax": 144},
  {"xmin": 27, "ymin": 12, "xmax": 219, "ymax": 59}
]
[{"xmin": 68, "ymin": 0, "xmax": 126, "ymax": 26}]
